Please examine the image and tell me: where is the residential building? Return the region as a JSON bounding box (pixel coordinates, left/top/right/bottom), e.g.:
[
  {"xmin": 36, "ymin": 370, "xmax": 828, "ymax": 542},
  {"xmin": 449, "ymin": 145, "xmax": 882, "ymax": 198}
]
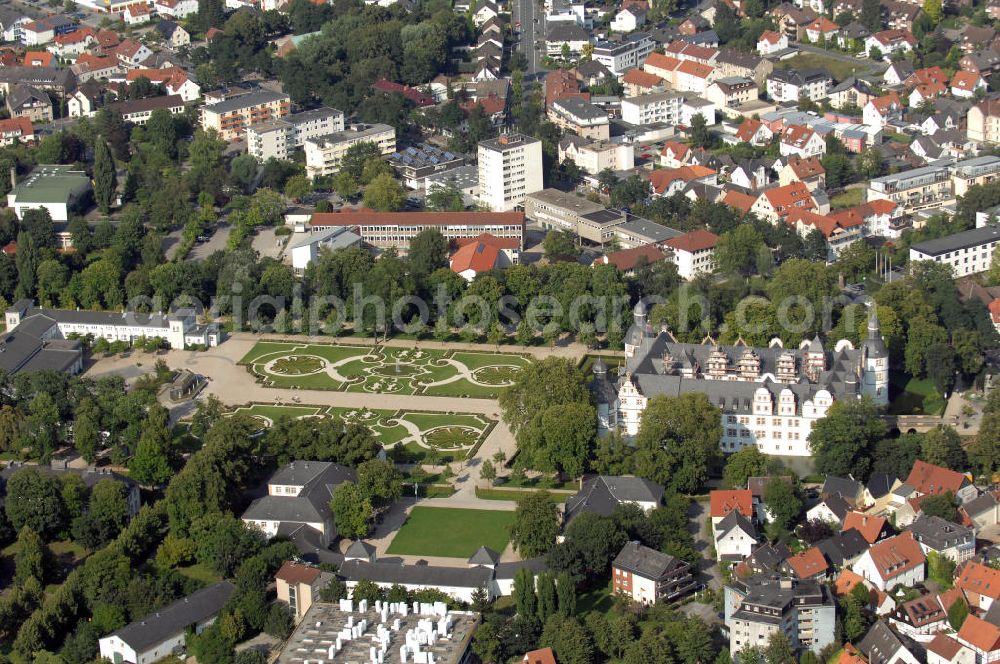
[
  {"xmin": 787, "ymin": 209, "xmax": 866, "ymax": 259},
  {"xmin": 956, "ymin": 616, "xmax": 1000, "ymax": 664},
  {"xmin": 705, "ymin": 77, "xmax": 758, "ymax": 110},
  {"xmin": 783, "ymin": 547, "xmax": 830, "ymax": 581},
  {"xmin": 852, "ymin": 532, "xmax": 927, "ymax": 591},
  {"xmin": 962, "ymin": 492, "xmax": 1000, "ymax": 529},
  {"xmin": 818, "ymin": 528, "xmax": 877, "ymax": 569},
  {"xmin": 303, "ymin": 123, "xmax": 396, "ymax": 180},
  {"xmin": 565, "ymin": 475, "xmax": 664, "ymax": 522},
  {"xmin": 477, "ymin": 133, "xmax": 543, "ymax": 212},
  {"xmin": 611, "ymin": 5, "xmax": 646, "ymax": 31},
  {"xmin": 126, "ymin": 67, "xmax": 200, "ymax": 102},
  {"xmin": 714, "ymin": 49, "xmax": 773, "ymax": 88},
  {"xmin": 866, "ymin": 29, "xmax": 917, "ymax": 58},
  {"xmin": 558, "ymin": 136, "xmax": 634, "ymax": 175},
  {"xmin": 122, "ymin": 3, "xmax": 153, "ymax": 25},
  {"xmin": 107, "ymin": 94, "xmax": 184, "ymax": 126},
  {"xmin": 545, "ymin": 23, "xmax": 591, "ymax": 58},
  {"xmin": 968, "ymin": 97, "xmax": 1000, "ymax": 143},
  {"xmin": 952, "ymin": 155, "xmax": 1000, "ymax": 196},
  {"xmin": 548, "ymin": 96, "xmax": 610, "ymax": 140},
  {"xmin": 908, "ymin": 515, "xmax": 975, "ymax": 563},
  {"xmin": 955, "ymin": 560, "xmax": 1000, "ymax": 612},
  {"xmin": 710, "ymin": 489, "xmax": 754, "ymax": 528},
  {"xmin": 524, "ymin": 188, "xmax": 625, "ymax": 244},
  {"xmin": 247, "ymin": 107, "xmax": 344, "ymax": 162},
  {"xmin": 858, "ymin": 621, "xmax": 922, "ymax": 664},
  {"xmin": 275, "ymin": 562, "xmax": 332, "ymax": 621},
  {"xmin": 387, "ymin": 143, "xmax": 464, "ymax": 190},
  {"xmin": 927, "ymin": 634, "xmax": 975, "ymax": 664},
  {"xmin": 804, "ymin": 16, "xmax": 839, "ymax": 42},
  {"xmin": 311, "ymin": 210, "xmax": 525, "ymax": 251},
  {"xmin": 595, "ymin": 243, "xmax": 669, "ymax": 275},
  {"xmin": 99, "ymin": 583, "xmax": 235, "ymax": 664},
  {"xmin": 286, "ymin": 226, "xmax": 361, "ymax": 274},
  {"xmin": 0, "ymin": 117, "xmax": 34, "ymax": 146},
  {"xmin": 593, "ymin": 33, "xmax": 655, "ymax": 75},
  {"xmin": 867, "ymin": 162, "xmax": 954, "ymax": 215},
  {"xmin": 5, "ymin": 299, "xmax": 219, "ymax": 349},
  {"xmin": 735, "ymin": 118, "xmax": 774, "ymax": 146},
  {"xmin": 621, "ymin": 91, "xmax": 682, "ymax": 125},
  {"xmin": 449, "ymin": 233, "xmax": 520, "ymax": 282},
  {"xmin": 612, "ymin": 541, "xmax": 696, "ymax": 604},
  {"xmin": 714, "ymin": 510, "xmax": 759, "ymax": 561},
  {"xmin": 890, "ymin": 592, "xmax": 956, "ymax": 639},
  {"xmin": 6, "ymin": 164, "xmax": 90, "ymax": 222},
  {"xmin": 154, "ymin": 0, "xmax": 199, "ymax": 18},
  {"xmin": 757, "ymin": 30, "xmax": 788, "ymax": 55},
  {"xmin": 200, "ymin": 89, "xmax": 291, "ymax": 140},
  {"xmin": 591, "ymin": 304, "xmax": 891, "ymax": 450},
  {"xmin": 242, "ymin": 461, "xmax": 356, "ymax": 549},
  {"xmin": 767, "ymin": 69, "xmax": 831, "ymax": 103},
  {"xmin": 904, "ymin": 460, "xmax": 979, "ymax": 503},
  {"xmin": 725, "ymin": 577, "xmax": 836, "ymax": 654},
  {"xmin": 779, "ymin": 155, "xmax": 826, "ymax": 190},
  {"xmin": 750, "ymin": 181, "xmax": 818, "ymax": 223},
  {"xmin": 806, "ymin": 494, "xmax": 853, "ymax": 525},
  {"xmin": 155, "ymin": 20, "xmax": 189, "ymax": 47},
  {"xmin": 779, "ymin": 124, "xmax": 826, "ymax": 158},
  {"xmin": 6, "ymin": 84, "xmax": 51, "ymax": 122},
  {"xmin": 21, "ymin": 15, "xmax": 75, "ymax": 46},
  {"xmin": 843, "ymin": 512, "xmax": 892, "ymax": 544},
  {"xmin": 48, "ymin": 26, "xmax": 96, "ymax": 57},
  {"xmin": 0, "ymin": 7, "xmax": 31, "ymax": 42},
  {"xmin": 662, "ymin": 228, "xmax": 718, "ymax": 279}
]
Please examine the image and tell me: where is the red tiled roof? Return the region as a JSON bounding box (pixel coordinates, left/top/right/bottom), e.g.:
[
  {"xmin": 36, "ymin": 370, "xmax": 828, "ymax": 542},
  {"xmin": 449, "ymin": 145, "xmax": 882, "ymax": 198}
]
[
  {"xmin": 759, "ymin": 30, "xmax": 783, "ymax": 44},
  {"xmin": 905, "ymin": 459, "xmax": 970, "ymax": 497},
  {"xmin": 648, "ymin": 165, "xmax": 716, "ymax": 193},
  {"xmin": 0, "ymin": 116, "xmax": 33, "ymax": 138},
  {"xmin": 781, "ymin": 124, "xmax": 818, "ymax": 149},
  {"xmin": 735, "ymin": 118, "xmax": 764, "ymax": 142},
  {"xmin": 912, "ymin": 66, "xmax": 948, "ymax": 87},
  {"xmin": 786, "ymin": 155, "xmax": 825, "ymax": 178},
  {"xmin": 862, "ymin": 199, "xmax": 897, "ymax": 215},
  {"xmin": 927, "ymin": 634, "xmax": 965, "ymax": 661},
  {"xmin": 722, "ymin": 190, "xmax": 757, "ymax": 215},
  {"xmin": 1, "ymin": 241, "xmax": 16, "ymax": 255},
  {"xmin": 710, "ymin": 489, "xmax": 753, "ymax": 518},
  {"xmin": 665, "ymin": 41, "xmax": 717, "ymax": 61},
  {"xmin": 524, "ymin": 648, "xmax": 558, "ymax": 664},
  {"xmin": 900, "ymin": 593, "xmax": 947, "ymax": 627},
  {"xmin": 955, "ymin": 560, "xmax": 1000, "ymax": 602},
  {"xmin": 952, "ymin": 70, "xmax": 983, "ymax": 91},
  {"xmin": 623, "ymin": 68, "xmax": 664, "ymax": 88},
  {"xmin": 865, "ymin": 532, "xmax": 925, "ymax": 581},
  {"xmin": 53, "ymin": 27, "xmax": 94, "ymax": 45},
  {"xmin": 676, "ymin": 59, "xmax": 714, "ymax": 79},
  {"xmin": 450, "ymin": 233, "xmax": 519, "ymax": 274},
  {"xmin": 843, "ymin": 512, "xmax": 888, "ymax": 544},
  {"xmin": 644, "ymin": 52, "xmax": 682, "ymax": 72},
  {"xmin": 872, "ymin": 29, "xmax": 917, "ymax": 47},
  {"xmin": 23, "ymin": 51, "xmax": 52, "ymax": 67},
  {"xmin": 372, "ymin": 79, "xmax": 435, "ymax": 107},
  {"xmin": 958, "ymin": 615, "xmax": 1000, "ymax": 653},
  {"xmin": 834, "ymin": 569, "xmax": 866, "ymax": 596},
  {"xmin": 806, "ymin": 16, "xmax": 840, "ymax": 32},
  {"xmin": 599, "ymin": 243, "xmax": 667, "ymax": 272},
  {"xmin": 276, "ymin": 561, "xmax": 322, "ymax": 585},
  {"xmin": 663, "ymin": 228, "xmax": 718, "ymax": 253},
  {"xmin": 870, "ymin": 92, "xmax": 902, "ymax": 114},
  {"xmin": 786, "ymin": 547, "xmax": 828, "ymax": 579},
  {"xmin": 760, "ymin": 181, "xmax": 816, "ymax": 216},
  {"xmin": 313, "ymin": 210, "xmax": 525, "ymax": 228}
]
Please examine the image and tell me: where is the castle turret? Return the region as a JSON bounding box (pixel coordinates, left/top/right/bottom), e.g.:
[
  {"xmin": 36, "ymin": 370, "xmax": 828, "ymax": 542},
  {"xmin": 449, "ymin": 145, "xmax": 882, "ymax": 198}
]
[
  {"xmin": 624, "ymin": 300, "xmax": 648, "ymax": 359},
  {"xmin": 861, "ymin": 305, "xmax": 890, "ymax": 406}
]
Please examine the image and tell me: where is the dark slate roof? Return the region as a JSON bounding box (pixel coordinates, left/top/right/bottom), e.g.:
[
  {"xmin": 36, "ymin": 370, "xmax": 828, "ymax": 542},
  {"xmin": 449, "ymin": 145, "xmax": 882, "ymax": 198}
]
[
  {"xmin": 745, "ymin": 542, "xmax": 791, "ymax": 571},
  {"xmin": 822, "ymin": 476, "xmax": 863, "ymax": 500},
  {"xmin": 858, "ymin": 621, "xmax": 912, "ymax": 664},
  {"xmin": 613, "ymin": 540, "xmax": 685, "ymax": 580},
  {"xmin": 0, "ymin": 66, "xmax": 75, "ymax": 91},
  {"xmin": 8, "ymin": 84, "xmax": 49, "ymax": 112},
  {"xmin": 338, "ymin": 559, "xmax": 494, "ymax": 588},
  {"xmin": 547, "ymin": 22, "xmax": 590, "ymax": 42},
  {"xmin": 564, "ymin": 475, "xmax": 663, "ymax": 521},
  {"xmin": 345, "ymin": 540, "xmax": 375, "ymax": 559},
  {"xmin": 822, "ymin": 494, "xmax": 853, "ymax": 521},
  {"xmin": 717, "ymin": 510, "xmax": 756, "ymax": 539},
  {"xmin": 964, "ymin": 492, "xmax": 999, "ymax": 517},
  {"xmin": 817, "ymin": 529, "xmax": 869, "ymax": 566},
  {"xmin": 242, "ymin": 461, "xmax": 355, "ymax": 527},
  {"xmin": 110, "ymin": 582, "xmax": 235, "ymax": 652},
  {"xmin": 469, "ymin": 546, "xmax": 500, "ymax": 566},
  {"xmin": 867, "ymin": 474, "xmax": 898, "ymax": 500},
  {"xmin": 907, "ymin": 515, "xmax": 973, "ymax": 551},
  {"xmin": 0, "ymin": 462, "xmax": 136, "ymax": 495},
  {"xmin": 0, "ymin": 314, "xmax": 81, "ymax": 375},
  {"xmin": 270, "ymin": 460, "xmax": 354, "ymax": 487}
]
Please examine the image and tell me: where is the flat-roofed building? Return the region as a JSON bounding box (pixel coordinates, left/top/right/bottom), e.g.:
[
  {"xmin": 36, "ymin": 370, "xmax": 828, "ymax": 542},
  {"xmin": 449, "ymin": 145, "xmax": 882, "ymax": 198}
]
[
  {"xmin": 388, "ymin": 144, "xmax": 465, "ymax": 189},
  {"xmin": 548, "ymin": 96, "xmax": 609, "ymax": 140},
  {"xmin": 524, "ymin": 188, "xmax": 626, "ymax": 244},
  {"xmin": 951, "ymin": 155, "xmax": 1000, "ymax": 196},
  {"xmin": 558, "ymin": 137, "xmax": 634, "ymax": 175},
  {"xmin": 247, "ymin": 107, "xmax": 344, "ymax": 162},
  {"xmin": 613, "ymin": 216, "xmax": 683, "ymax": 248},
  {"xmin": 866, "ymin": 161, "xmax": 955, "ymax": 214},
  {"xmin": 311, "ymin": 210, "xmax": 524, "ymax": 251},
  {"xmin": 477, "ymin": 133, "xmax": 543, "ymax": 212},
  {"xmin": 7, "ymin": 164, "xmax": 90, "ymax": 222},
  {"xmin": 200, "ymin": 88, "xmax": 290, "ymax": 140},
  {"xmin": 621, "ymin": 91, "xmax": 682, "ymax": 126},
  {"xmin": 910, "ymin": 223, "xmax": 1000, "ymax": 277},
  {"xmin": 593, "ymin": 33, "xmax": 655, "ymax": 75},
  {"xmin": 304, "ymin": 123, "xmax": 396, "ymax": 180}
]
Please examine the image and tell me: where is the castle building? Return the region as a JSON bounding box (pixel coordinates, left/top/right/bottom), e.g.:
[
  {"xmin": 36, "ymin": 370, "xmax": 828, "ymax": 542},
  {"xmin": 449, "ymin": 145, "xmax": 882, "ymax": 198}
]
[{"xmin": 591, "ymin": 302, "xmax": 889, "ymax": 457}]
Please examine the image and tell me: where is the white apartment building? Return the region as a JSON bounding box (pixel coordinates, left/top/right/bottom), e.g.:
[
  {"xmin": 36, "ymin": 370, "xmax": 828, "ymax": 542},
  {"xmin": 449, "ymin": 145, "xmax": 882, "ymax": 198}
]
[
  {"xmin": 477, "ymin": 133, "xmax": 543, "ymax": 212},
  {"xmin": 559, "ymin": 137, "xmax": 634, "ymax": 175},
  {"xmin": 621, "ymin": 91, "xmax": 682, "ymax": 125},
  {"xmin": 247, "ymin": 107, "xmax": 344, "ymax": 162},
  {"xmin": 910, "ymin": 223, "xmax": 1000, "ymax": 278},
  {"xmin": 593, "ymin": 33, "xmax": 655, "ymax": 75},
  {"xmin": 662, "ymin": 229, "xmax": 717, "ymax": 280},
  {"xmin": 303, "ymin": 123, "xmax": 396, "ymax": 180},
  {"xmin": 766, "ymin": 69, "xmax": 832, "ymax": 103},
  {"xmin": 866, "ymin": 162, "xmax": 955, "ymax": 214}
]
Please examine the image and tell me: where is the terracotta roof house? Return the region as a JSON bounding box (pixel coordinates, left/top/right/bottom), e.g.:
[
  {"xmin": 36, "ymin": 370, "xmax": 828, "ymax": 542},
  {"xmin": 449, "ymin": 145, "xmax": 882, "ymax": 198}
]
[
  {"xmin": 750, "ymin": 181, "xmax": 817, "ymax": 222},
  {"xmin": 851, "ymin": 532, "xmax": 926, "ymax": 591},
  {"xmin": 783, "ymin": 546, "xmax": 829, "ymax": 580},
  {"xmin": 524, "ymin": 648, "xmax": 558, "ymax": 664},
  {"xmin": 834, "ymin": 569, "xmax": 867, "ymax": 597},
  {"xmin": 954, "ymin": 560, "xmax": 1000, "ymax": 611},
  {"xmin": 905, "ymin": 460, "xmax": 977, "ymax": 504},
  {"xmin": 596, "ymin": 243, "xmax": 668, "ymax": 274},
  {"xmin": 721, "ymin": 189, "xmax": 757, "ymax": 215},
  {"xmin": 956, "ymin": 615, "xmax": 1000, "ymax": 662},
  {"xmin": 449, "ymin": 233, "xmax": 520, "ymax": 282},
  {"xmin": 710, "ymin": 489, "xmax": 753, "ymax": 524},
  {"xmin": 371, "ymin": 79, "xmax": 435, "ymax": 107},
  {"xmin": 843, "ymin": 512, "xmax": 892, "ymax": 544}
]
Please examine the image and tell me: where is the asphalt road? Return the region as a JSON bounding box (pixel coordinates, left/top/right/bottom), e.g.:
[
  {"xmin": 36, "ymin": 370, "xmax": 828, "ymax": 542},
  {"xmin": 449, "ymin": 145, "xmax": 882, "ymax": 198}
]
[{"xmin": 512, "ymin": 0, "xmax": 545, "ymax": 76}]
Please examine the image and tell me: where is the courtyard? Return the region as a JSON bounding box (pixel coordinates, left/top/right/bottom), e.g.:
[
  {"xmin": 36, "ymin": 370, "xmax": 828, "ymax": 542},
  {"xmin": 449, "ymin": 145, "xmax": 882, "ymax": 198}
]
[
  {"xmin": 227, "ymin": 402, "xmax": 495, "ymax": 462},
  {"xmin": 239, "ymin": 342, "xmax": 531, "ymax": 398},
  {"xmin": 384, "ymin": 506, "xmax": 514, "ymax": 558}
]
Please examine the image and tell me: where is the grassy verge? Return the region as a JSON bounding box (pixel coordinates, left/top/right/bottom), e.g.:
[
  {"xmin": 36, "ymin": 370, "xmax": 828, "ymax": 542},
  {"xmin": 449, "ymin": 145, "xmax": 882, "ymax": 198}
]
[{"xmin": 476, "ymin": 487, "xmax": 570, "ymax": 502}]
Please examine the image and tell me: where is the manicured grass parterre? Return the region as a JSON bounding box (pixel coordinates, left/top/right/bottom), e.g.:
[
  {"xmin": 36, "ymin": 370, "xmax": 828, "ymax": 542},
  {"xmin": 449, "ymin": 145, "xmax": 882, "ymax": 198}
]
[
  {"xmin": 226, "ymin": 403, "xmax": 495, "ymax": 461},
  {"xmin": 386, "ymin": 507, "xmax": 514, "ymax": 558},
  {"xmin": 239, "ymin": 341, "xmax": 531, "ymax": 398},
  {"xmin": 475, "ymin": 487, "xmax": 572, "ymax": 502}
]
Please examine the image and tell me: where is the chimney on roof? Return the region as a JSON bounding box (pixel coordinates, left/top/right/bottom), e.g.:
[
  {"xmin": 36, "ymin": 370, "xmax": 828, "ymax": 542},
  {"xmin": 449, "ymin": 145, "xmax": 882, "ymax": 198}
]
[{"xmin": 9, "ymin": 167, "xmax": 14, "ymax": 190}]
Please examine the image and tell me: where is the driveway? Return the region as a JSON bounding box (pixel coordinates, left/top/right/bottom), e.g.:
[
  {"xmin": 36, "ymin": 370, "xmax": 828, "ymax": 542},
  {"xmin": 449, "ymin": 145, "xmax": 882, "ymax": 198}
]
[
  {"xmin": 252, "ymin": 227, "xmax": 287, "ymax": 260},
  {"xmin": 689, "ymin": 499, "xmax": 724, "ymax": 590},
  {"xmin": 186, "ymin": 224, "xmax": 232, "ymax": 261}
]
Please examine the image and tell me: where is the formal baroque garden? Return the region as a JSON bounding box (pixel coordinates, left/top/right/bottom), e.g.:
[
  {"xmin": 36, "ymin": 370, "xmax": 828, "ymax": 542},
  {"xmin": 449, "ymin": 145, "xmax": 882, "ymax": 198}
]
[
  {"xmin": 239, "ymin": 342, "xmax": 532, "ymax": 398},
  {"xmin": 225, "ymin": 402, "xmax": 495, "ymax": 461}
]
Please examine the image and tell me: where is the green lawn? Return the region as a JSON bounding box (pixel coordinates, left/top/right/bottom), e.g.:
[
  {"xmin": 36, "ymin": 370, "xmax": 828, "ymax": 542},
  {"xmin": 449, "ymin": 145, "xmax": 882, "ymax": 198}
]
[
  {"xmin": 176, "ymin": 562, "xmax": 223, "ymax": 586},
  {"xmin": 240, "ymin": 341, "xmax": 530, "ymax": 398},
  {"xmin": 831, "ymin": 189, "xmax": 863, "ymax": 209},
  {"xmin": 577, "ymin": 578, "xmax": 614, "ymax": 614},
  {"xmin": 775, "ymin": 52, "xmax": 866, "ymax": 81},
  {"xmin": 386, "ymin": 507, "xmax": 514, "ymax": 558},
  {"xmin": 889, "ymin": 375, "xmax": 946, "ymax": 416}
]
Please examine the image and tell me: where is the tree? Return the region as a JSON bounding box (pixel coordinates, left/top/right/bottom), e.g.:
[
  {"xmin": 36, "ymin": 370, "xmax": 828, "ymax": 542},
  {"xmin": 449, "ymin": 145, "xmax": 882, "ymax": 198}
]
[
  {"xmin": 264, "ymin": 603, "xmax": 293, "ymax": 639},
  {"xmin": 809, "ymin": 398, "xmax": 886, "ymax": 479},
  {"xmin": 563, "ymin": 513, "xmax": 626, "ymax": 575},
  {"xmin": 948, "ymin": 597, "xmax": 969, "ymax": 630},
  {"xmin": 4, "ymin": 469, "xmax": 65, "ymax": 540},
  {"xmin": 341, "ymin": 142, "xmax": 383, "ymax": 181},
  {"xmin": 330, "ymin": 481, "xmax": 372, "ymax": 539},
  {"xmin": 920, "ymin": 492, "xmax": 959, "ymax": 522},
  {"xmin": 190, "ymin": 513, "xmax": 265, "ymax": 577},
  {"xmin": 923, "ymin": 0, "xmax": 942, "ymax": 23},
  {"xmin": 510, "ymin": 491, "xmax": 560, "ymax": 557},
  {"xmin": 93, "ymin": 137, "xmax": 117, "ymax": 214},
  {"xmin": 512, "ymin": 567, "xmax": 537, "ymax": 618},
  {"xmin": 763, "ymin": 479, "xmax": 802, "ymax": 540},
  {"xmin": 861, "ymin": 0, "xmax": 881, "ymax": 32},
  {"xmin": 715, "ymin": 224, "xmax": 765, "ymax": 277},
  {"xmin": 356, "ymin": 459, "xmax": 402, "ymax": 513},
  {"xmin": 690, "ymin": 114, "xmax": 712, "ymax": 149},
  {"xmin": 540, "ymin": 615, "xmax": 594, "ymax": 664},
  {"xmin": 634, "ymin": 393, "xmax": 722, "ymax": 492},
  {"xmin": 480, "ymin": 459, "xmax": 497, "ymax": 486},
  {"xmin": 858, "ymin": 148, "xmax": 883, "ymax": 179},
  {"xmin": 14, "ymin": 526, "xmax": 49, "ymax": 585},
  {"xmin": 925, "ymin": 343, "xmax": 956, "ymax": 397},
  {"xmin": 920, "ymin": 425, "xmax": 967, "ymax": 471},
  {"xmin": 723, "ymin": 447, "xmax": 781, "ymax": 489},
  {"xmin": 129, "ymin": 404, "xmax": 173, "ymax": 486},
  {"xmin": 362, "ymin": 173, "xmax": 406, "ymax": 211},
  {"xmin": 15, "ymin": 231, "xmax": 37, "ymax": 299},
  {"xmin": 426, "ymin": 184, "xmax": 465, "ymax": 211},
  {"xmin": 543, "ymin": 230, "xmax": 578, "ymax": 258},
  {"xmin": 408, "ymin": 229, "xmax": 448, "ymax": 280},
  {"xmin": 927, "ymin": 550, "xmax": 956, "ymax": 589},
  {"xmin": 283, "ymin": 175, "xmax": 311, "ymax": 201},
  {"xmin": 333, "ymin": 171, "xmax": 358, "ymax": 200}
]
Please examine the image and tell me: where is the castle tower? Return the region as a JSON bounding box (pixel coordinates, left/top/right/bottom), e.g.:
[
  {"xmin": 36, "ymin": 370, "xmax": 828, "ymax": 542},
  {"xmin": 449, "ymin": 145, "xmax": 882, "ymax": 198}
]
[
  {"xmin": 861, "ymin": 306, "xmax": 890, "ymax": 406},
  {"xmin": 624, "ymin": 300, "xmax": 648, "ymax": 359}
]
